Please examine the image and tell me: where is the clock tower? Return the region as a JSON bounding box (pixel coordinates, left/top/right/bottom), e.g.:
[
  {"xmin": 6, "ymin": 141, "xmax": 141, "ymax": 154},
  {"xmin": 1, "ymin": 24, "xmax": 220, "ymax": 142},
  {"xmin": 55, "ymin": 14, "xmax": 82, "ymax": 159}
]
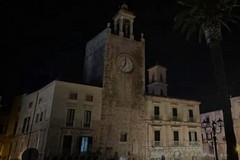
[{"xmin": 83, "ymin": 3, "xmax": 147, "ymax": 160}]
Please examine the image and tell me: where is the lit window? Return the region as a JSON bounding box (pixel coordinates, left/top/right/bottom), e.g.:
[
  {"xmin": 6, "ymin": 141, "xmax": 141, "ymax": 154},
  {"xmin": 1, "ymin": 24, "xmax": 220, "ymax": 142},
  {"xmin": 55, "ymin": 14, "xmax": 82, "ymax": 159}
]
[
  {"xmin": 85, "ymin": 95, "xmax": 93, "ymax": 102},
  {"xmin": 80, "ymin": 136, "xmax": 93, "ymax": 153},
  {"xmin": 69, "ymin": 93, "xmax": 78, "ymax": 100}
]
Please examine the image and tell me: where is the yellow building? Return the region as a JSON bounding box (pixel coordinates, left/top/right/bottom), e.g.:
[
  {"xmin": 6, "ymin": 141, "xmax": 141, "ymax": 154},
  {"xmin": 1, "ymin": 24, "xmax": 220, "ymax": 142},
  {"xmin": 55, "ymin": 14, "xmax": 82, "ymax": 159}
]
[
  {"xmin": 0, "ymin": 96, "xmax": 21, "ymax": 160},
  {"xmin": 0, "ymin": 114, "xmax": 9, "ymax": 159}
]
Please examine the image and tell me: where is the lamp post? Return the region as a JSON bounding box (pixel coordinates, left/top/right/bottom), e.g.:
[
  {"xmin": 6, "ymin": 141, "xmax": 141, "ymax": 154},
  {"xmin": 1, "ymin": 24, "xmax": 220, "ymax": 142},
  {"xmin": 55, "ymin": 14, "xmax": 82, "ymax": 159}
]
[{"xmin": 202, "ymin": 118, "xmax": 224, "ymax": 160}]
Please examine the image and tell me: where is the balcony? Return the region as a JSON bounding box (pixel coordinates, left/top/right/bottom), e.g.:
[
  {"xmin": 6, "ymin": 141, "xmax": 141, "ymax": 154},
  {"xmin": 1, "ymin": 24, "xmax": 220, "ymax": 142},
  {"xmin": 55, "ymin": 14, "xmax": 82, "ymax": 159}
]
[
  {"xmin": 171, "ymin": 141, "xmax": 181, "ymax": 147},
  {"xmin": 171, "ymin": 116, "xmax": 181, "ymax": 121},
  {"xmin": 83, "ymin": 123, "xmax": 90, "ymax": 128},
  {"xmin": 66, "ymin": 122, "xmax": 73, "ymax": 127},
  {"xmin": 152, "ymin": 115, "xmax": 161, "ymax": 120},
  {"xmin": 189, "ymin": 141, "xmax": 200, "ymax": 146},
  {"xmin": 154, "ymin": 141, "xmax": 163, "ymax": 147},
  {"xmin": 188, "ymin": 117, "xmax": 194, "ymax": 122}
]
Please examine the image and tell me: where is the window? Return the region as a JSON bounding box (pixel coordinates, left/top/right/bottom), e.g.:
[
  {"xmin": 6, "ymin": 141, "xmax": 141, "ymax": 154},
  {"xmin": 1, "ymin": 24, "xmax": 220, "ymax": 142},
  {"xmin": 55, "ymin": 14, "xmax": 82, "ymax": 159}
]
[
  {"xmin": 154, "ymin": 130, "xmax": 160, "ymax": 147},
  {"xmin": 80, "ymin": 136, "xmax": 92, "ymax": 153},
  {"xmin": 28, "ymin": 102, "xmax": 33, "ymax": 108},
  {"xmin": 84, "ymin": 110, "xmax": 91, "ymax": 127},
  {"xmin": 35, "ymin": 114, "xmax": 39, "ymax": 123},
  {"xmin": 66, "ymin": 109, "xmax": 75, "ymax": 126},
  {"xmin": 85, "ymin": 95, "xmax": 93, "ymax": 102},
  {"xmin": 159, "ymin": 89, "xmax": 162, "ymax": 96},
  {"xmin": 173, "ymin": 131, "xmax": 179, "ymax": 141},
  {"xmin": 160, "ymin": 74, "xmax": 163, "ymax": 82},
  {"xmin": 40, "ymin": 112, "xmax": 43, "ymax": 121},
  {"xmin": 173, "ymin": 108, "xmax": 178, "ymax": 117},
  {"xmin": 154, "ymin": 106, "xmax": 160, "ymax": 120},
  {"xmin": 120, "ymin": 132, "xmax": 127, "ymax": 142},
  {"xmin": 38, "ymin": 97, "xmax": 43, "ymax": 104},
  {"xmin": 69, "ymin": 93, "xmax": 78, "ymax": 100},
  {"xmin": 189, "ymin": 109, "xmax": 193, "ymax": 121},
  {"xmin": 189, "ymin": 131, "xmax": 198, "ymax": 146},
  {"xmin": 173, "ymin": 131, "xmax": 179, "ymax": 146},
  {"xmin": 22, "ymin": 117, "xmax": 30, "ymax": 133},
  {"xmin": 189, "ymin": 131, "xmax": 197, "ymax": 141},
  {"xmin": 152, "ymin": 75, "xmax": 154, "ymax": 83},
  {"xmin": 172, "ymin": 108, "xmax": 178, "ymax": 120}
]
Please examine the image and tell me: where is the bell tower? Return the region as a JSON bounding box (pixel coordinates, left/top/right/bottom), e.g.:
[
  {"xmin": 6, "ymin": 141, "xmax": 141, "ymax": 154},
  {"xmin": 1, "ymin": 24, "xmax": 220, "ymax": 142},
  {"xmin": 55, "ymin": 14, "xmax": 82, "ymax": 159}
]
[
  {"xmin": 84, "ymin": 3, "xmax": 146, "ymax": 160},
  {"xmin": 82, "ymin": 2, "xmax": 147, "ymax": 159},
  {"xmin": 112, "ymin": 3, "xmax": 135, "ymax": 39},
  {"xmin": 147, "ymin": 64, "xmax": 168, "ymax": 96}
]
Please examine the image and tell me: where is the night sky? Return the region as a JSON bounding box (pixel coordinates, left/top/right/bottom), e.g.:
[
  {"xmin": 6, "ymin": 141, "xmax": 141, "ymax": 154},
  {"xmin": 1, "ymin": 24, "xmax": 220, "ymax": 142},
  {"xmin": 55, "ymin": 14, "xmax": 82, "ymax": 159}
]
[{"xmin": 1, "ymin": 0, "xmax": 240, "ymax": 113}]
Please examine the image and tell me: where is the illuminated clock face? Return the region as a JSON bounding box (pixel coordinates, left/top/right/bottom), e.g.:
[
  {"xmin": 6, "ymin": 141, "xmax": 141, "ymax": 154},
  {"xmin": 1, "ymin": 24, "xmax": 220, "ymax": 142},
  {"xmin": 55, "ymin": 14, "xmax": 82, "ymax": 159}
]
[{"xmin": 116, "ymin": 55, "xmax": 133, "ymax": 73}]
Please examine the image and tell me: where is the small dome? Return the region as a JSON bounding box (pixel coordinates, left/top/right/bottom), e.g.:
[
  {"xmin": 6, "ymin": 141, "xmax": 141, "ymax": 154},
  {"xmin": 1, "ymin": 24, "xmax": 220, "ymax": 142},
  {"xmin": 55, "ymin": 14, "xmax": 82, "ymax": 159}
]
[{"xmin": 120, "ymin": 2, "xmax": 128, "ymax": 10}]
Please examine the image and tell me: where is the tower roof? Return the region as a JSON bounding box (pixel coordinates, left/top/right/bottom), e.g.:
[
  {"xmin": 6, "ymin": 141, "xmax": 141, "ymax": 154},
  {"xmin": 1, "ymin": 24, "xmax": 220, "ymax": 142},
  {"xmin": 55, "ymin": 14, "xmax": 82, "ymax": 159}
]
[{"xmin": 120, "ymin": 2, "xmax": 128, "ymax": 10}]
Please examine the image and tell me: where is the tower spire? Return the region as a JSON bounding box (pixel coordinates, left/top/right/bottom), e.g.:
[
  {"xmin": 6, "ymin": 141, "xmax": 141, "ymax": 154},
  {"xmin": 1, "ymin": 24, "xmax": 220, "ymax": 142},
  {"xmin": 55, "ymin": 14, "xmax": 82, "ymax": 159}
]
[{"xmin": 120, "ymin": 1, "xmax": 128, "ymax": 10}]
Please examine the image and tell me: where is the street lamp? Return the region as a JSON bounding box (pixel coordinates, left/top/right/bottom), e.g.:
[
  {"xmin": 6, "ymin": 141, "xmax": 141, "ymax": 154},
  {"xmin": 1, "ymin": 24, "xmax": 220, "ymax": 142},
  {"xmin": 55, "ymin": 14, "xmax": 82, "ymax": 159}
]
[{"xmin": 202, "ymin": 118, "xmax": 224, "ymax": 160}]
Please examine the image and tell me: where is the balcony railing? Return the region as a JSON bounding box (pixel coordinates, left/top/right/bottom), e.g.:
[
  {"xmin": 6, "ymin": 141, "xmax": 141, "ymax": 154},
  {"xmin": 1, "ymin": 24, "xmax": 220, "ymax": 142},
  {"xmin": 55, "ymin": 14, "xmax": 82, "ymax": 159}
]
[
  {"xmin": 171, "ymin": 141, "xmax": 181, "ymax": 147},
  {"xmin": 154, "ymin": 141, "xmax": 163, "ymax": 147},
  {"xmin": 83, "ymin": 123, "xmax": 90, "ymax": 128},
  {"xmin": 172, "ymin": 116, "xmax": 181, "ymax": 121},
  {"xmin": 189, "ymin": 141, "xmax": 200, "ymax": 146},
  {"xmin": 66, "ymin": 122, "xmax": 74, "ymax": 127},
  {"xmin": 188, "ymin": 117, "xmax": 194, "ymax": 122},
  {"xmin": 153, "ymin": 115, "xmax": 161, "ymax": 120}
]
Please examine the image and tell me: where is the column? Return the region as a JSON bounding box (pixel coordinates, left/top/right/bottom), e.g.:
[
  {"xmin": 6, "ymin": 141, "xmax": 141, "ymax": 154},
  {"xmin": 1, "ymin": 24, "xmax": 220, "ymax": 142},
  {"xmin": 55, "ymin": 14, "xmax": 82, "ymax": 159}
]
[
  {"xmin": 130, "ymin": 19, "xmax": 134, "ymax": 40},
  {"xmin": 119, "ymin": 17, "xmax": 123, "ymax": 37}
]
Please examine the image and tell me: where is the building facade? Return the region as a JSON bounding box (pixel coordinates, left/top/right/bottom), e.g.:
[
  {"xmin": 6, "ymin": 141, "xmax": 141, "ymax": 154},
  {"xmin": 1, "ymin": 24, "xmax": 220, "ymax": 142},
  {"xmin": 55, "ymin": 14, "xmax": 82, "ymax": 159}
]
[
  {"xmin": 145, "ymin": 65, "xmax": 203, "ymax": 160},
  {"xmin": 5, "ymin": 3, "xmax": 205, "ymax": 160},
  {"xmin": 230, "ymin": 96, "xmax": 240, "ymax": 158},
  {"xmin": 200, "ymin": 110, "xmax": 227, "ymax": 160},
  {"xmin": 11, "ymin": 81, "xmax": 102, "ymax": 160}
]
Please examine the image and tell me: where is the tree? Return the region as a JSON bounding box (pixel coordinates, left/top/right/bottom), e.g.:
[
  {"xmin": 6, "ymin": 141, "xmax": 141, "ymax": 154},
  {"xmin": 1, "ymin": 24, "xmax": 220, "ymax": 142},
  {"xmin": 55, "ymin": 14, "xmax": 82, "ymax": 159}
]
[{"xmin": 173, "ymin": 0, "xmax": 240, "ymax": 159}]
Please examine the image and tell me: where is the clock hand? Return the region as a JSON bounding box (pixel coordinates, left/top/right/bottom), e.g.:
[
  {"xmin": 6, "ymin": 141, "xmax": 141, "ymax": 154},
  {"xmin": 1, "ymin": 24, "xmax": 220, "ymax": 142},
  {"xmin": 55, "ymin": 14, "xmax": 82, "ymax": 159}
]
[{"xmin": 123, "ymin": 57, "xmax": 127, "ymax": 68}]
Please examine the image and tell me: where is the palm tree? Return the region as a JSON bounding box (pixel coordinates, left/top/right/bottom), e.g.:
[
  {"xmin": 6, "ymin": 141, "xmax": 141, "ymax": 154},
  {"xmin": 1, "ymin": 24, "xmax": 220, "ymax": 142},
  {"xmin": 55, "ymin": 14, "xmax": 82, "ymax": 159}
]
[{"xmin": 173, "ymin": 0, "xmax": 240, "ymax": 159}]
